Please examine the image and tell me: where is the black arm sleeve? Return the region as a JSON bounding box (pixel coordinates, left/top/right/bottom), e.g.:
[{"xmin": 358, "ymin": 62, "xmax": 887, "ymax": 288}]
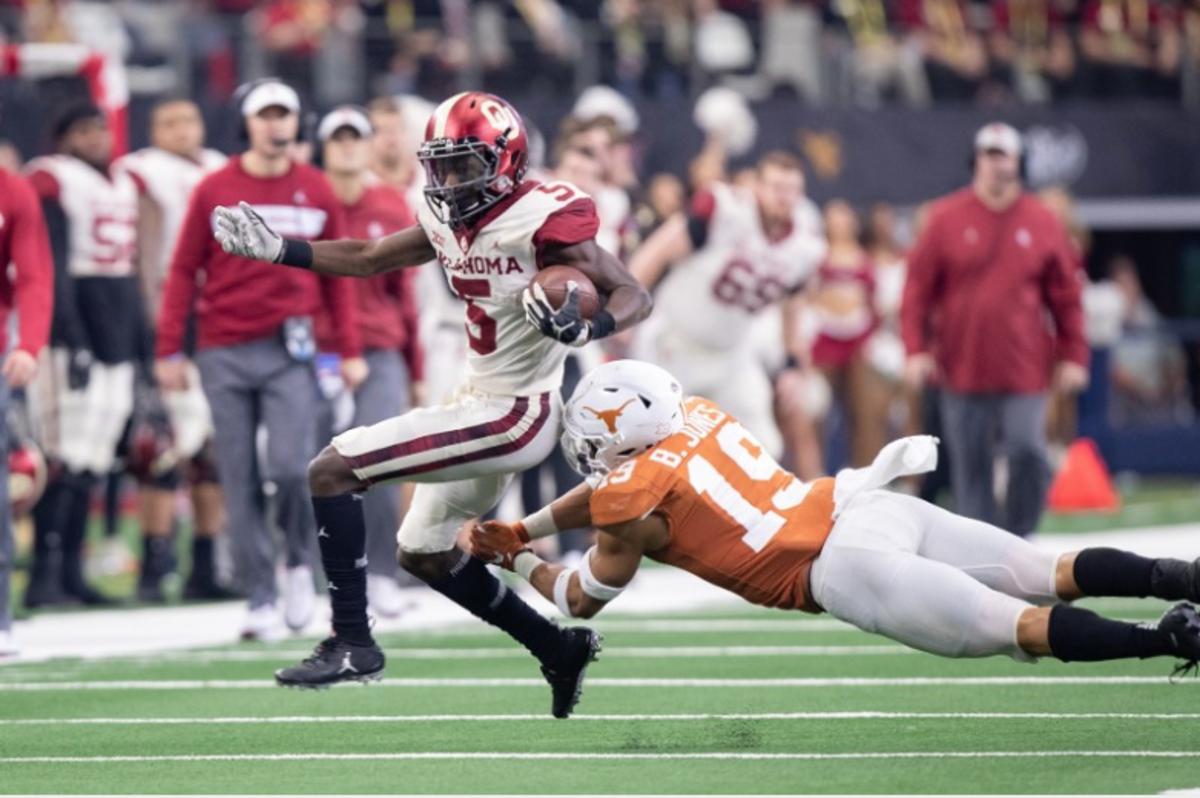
[
  {"xmin": 686, "ymin": 213, "xmax": 710, "ymax": 249},
  {"xmin": 42, "ymin": 198, "xmax": 89, "ymax": 352}
]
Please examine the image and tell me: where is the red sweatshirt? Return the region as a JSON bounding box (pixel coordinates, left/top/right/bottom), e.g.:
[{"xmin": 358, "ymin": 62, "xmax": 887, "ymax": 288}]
[
  {"xmin": 314, "ymin": 184, "xmax": 423, "ymax": 379},
  {"xmin": 0, "ymin": 168, "xmax": 53, "ymax": 357},
  {"xmin": 901, "ymin": 188, "xmax": 1087, "ymax": 394},
  {"xmin": 156, "ymin": 156, "xmax": 361, "ymax": 358}
]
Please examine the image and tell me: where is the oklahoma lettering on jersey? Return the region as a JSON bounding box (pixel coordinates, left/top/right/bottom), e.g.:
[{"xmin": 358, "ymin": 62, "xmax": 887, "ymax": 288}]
[
  {"xmin": 590, "ymin": 396, "xmax": 836, "ymax": 611},
  {"xmin": 26, "ymin": 154, "xmax": 138, "ymax": 277},
  {"xmin": 655, "ymin": 183, "xmax": 826, "ymax": 351},
  {"xmin": 416, "ymin": 179, "xmax": 600, "ymax": 396}
]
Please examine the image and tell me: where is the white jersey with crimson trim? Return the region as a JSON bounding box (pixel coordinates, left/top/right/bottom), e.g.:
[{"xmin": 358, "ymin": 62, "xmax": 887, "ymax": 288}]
[
  {"xmin": 25, "ymin": 154, "xmax": 139, "ymax": 278},
  {"xmin": 115, "ymin": 147, "xmax": 225, "ymax": 279},
  {"xmin": 415, "ymin": 179, "xmax": 600, "ymax": 397},
  {"xmin": 653, "ymin": 182, "xmax": 825, "ymax": 352}
]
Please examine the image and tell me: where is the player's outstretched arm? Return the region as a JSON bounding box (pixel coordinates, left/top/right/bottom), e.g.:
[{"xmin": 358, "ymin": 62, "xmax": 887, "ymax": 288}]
[
  {"xmin": 471, "ymin": 520, "xmax": 644, "ymax": 619},
  {"xmin": 213, "ymin": 201, "xmax": 436, "ymax": 277}
]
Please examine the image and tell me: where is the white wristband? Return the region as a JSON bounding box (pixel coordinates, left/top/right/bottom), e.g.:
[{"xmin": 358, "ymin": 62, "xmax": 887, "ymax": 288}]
[
  {"xmin": 553, "ymin": 568, "xmax": 577, "ymax": 617},
  {"xmin": 578, "ymin": 545, "xmax": 625, "ymax": 602},
  {"xmin": 522, "ymin": 505, "xmax": 560, "ymax": 540},
  {"xmin": 512, "ymin": 550, "xmax": 542, "ymax": 582}
]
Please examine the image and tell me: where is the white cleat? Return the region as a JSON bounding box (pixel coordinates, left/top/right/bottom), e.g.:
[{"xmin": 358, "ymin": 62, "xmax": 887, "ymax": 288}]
[
  {"xmin": 283, "ymin": 565, "xmax": 317, "ymax": 632},
  {"xmin": 240, "ymin": 603, "xmax": 286, "ymax": 643},
  {"xmin": 367, "ymin": 574, "xmax": 408, "ymax": 620},
  {"xmin": 0, "ymin": 630, "xmax": 19, "ymax": 658}
]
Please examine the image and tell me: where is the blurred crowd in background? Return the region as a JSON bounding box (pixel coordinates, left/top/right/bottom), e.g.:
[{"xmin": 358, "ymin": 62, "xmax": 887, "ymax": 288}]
[
  {"xmin": 0, "ymin": 0, "xmax": 1196, "ymax": 648},
  {"xmin": 2, "ymin": 0, "xmax": 1200, "ymax": 108}
]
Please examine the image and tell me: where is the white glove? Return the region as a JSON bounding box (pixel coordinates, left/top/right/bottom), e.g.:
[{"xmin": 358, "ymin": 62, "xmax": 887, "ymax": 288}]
[{"xmin": 213, "ymin": 201, "xmax": 284, "ymax": 263}]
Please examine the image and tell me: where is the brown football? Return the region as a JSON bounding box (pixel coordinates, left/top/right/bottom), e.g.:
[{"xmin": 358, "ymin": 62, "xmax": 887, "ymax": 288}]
[{"xmin": 531, "ymin": 266, "xmax": 601, "ymax": 319}]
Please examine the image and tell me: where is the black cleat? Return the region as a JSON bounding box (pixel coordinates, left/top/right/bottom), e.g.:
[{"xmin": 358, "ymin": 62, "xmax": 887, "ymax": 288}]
[
  {"xmin": 182, "ymin": 576, "xmax": 240, "ymax": 602},
  {"xmin": 1157, "ymin": 602, "xmax": 1200, "ymax": 679},
  {"xmin": 1151, "ymin": 558, "xmax": 1200, "ymax": 603},
  {"xmin": 540, "ymin": 626, "xmax": 602, "ymax": 719},
  {"xmin": 274, "ymin": 637, "xmax": 385, "ymax": 689}
]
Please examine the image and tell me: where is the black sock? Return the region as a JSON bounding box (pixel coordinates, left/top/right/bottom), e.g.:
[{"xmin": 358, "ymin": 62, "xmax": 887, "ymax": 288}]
[
  {"xmin": 59, "ymin": 473, "xmax": 95, "ymax": 594},
  {"xmin": 1047, "ymin": 604, "xmax": 1174, "ymax": 662},
  {"xmin": 428, "ymin": 553, "xmax": 561, "ymax": 664},
  {"xmin": 1073, "ymin": 548, "xmax": 1155, "ymax": 597},
  {"xmin": 189, "ymin": 536, "xmax": 216, "ymax": 586},
  {"xmin": 312, "ymin": 493, "xmax": 371, "ymax": 645},
  {"xmin": 140, "ymin": 533, "xmax": 176, "ymax": 582}
]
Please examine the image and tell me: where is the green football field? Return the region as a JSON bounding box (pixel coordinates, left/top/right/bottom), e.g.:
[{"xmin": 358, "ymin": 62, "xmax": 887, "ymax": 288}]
[{"xmin": 1, "ymin": 598, "xmax": 1197, "ymax": 794}]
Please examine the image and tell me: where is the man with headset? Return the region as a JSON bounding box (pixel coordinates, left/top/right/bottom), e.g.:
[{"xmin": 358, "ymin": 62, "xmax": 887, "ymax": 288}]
[
  {"xmin": 155, "ymin": 79, "xmax": 366, "ymax": 640},
  {"xmin": 900, "ymin": 122, "xmax": 1088, "ymax": 537}
]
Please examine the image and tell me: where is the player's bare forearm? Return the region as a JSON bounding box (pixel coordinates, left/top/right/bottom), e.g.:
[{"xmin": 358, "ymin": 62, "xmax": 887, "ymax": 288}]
[
  {"xmin": 309, "ymin": 226, "xmax": 437, "ymax": 277},
  {"xmin": 546, "ymin": 482, "xmax": 594, "ymax": 531},
  {"xmin": 548, "ymin": 240, "xmax": 653, "ymax": 330}
]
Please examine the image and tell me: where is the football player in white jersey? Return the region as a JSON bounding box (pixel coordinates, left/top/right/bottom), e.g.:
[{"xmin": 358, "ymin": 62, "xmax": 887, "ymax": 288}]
[
  {"xmin": 23, "ymin": 104, "xmax": 142, "ymax": 608},
  {"xmin": 212, "ymin": 91, "xmax": 652, "ymax": 718},
  {"xmin": 115, "ymin": 98, "xmax": 230, "ymax": 602},
  {"xmin": 629, "ymin": 150, "xmax": 826, "ymax": 459}
]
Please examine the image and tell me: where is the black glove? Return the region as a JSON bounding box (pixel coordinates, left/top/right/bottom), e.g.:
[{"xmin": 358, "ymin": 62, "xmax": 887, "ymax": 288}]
[
  {"xmin": 67, "ymin": 349, "xmax": 93, "ymax": 391},
  {"xmin": 521, "ymin": 282, "xmax": 592, "ymax": 347}
]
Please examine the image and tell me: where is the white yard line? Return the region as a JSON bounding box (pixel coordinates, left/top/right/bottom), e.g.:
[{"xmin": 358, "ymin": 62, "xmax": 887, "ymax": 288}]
[
  {"xmin": 3, "ymin": 711, "xmax": 1198, "ymax": 726},
  {"xmin": 0, "ymin": 644, "xmax": 913, "ymax": 668},
  {"xmin": 0, "ymin": 675, "xmax": 1191, "ymax": 691},
  {"xmin": 2, "ymin": 751, "xmax": 1198, "ymax": 764},
  {"xmin": 3, "ymin": 525, "xmax": 1196, "ymax": 664}
]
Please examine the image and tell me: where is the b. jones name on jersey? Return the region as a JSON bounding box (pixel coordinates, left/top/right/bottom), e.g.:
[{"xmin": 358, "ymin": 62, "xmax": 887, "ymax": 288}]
[{"xmin": 436, "ymin": 251, "xmax": 525, "ymax": 276}]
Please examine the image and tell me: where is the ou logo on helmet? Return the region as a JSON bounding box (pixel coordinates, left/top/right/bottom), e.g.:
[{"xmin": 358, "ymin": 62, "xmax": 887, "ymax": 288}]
[{"xmin": 480, "ymin": 100, "xmax": 516, "ymax": 134}]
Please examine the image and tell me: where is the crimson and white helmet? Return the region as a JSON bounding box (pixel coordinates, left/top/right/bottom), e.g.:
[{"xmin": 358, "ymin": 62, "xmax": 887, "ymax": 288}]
[
  {"xmin": 561, "ymin": 360, "xmax": 685, "ymax": 479},
  {"xmin": 9, "ymin": 439, "xmax": 47, "ymax": 517},
  {"xmin": 417, "ymin": 91, "xmax": 529, "ymax": 229}
]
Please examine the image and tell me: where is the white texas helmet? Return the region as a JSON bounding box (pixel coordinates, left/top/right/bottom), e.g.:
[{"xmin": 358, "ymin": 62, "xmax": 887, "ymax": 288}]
[{"xmin": 561, "ymin": 359, "xmax": 685, "ymax": 479}]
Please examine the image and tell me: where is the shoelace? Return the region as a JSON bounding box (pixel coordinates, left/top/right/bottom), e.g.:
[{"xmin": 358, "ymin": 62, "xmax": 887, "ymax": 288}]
[{"xmin": 302, "ymin": 638, "xmax": 338, "ymax": 666}]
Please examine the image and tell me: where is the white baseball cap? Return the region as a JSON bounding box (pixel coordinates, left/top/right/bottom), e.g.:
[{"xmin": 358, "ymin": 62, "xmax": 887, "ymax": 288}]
[
  {"xmin": 241, "ymin": 81, "xmax": 301, "ymax": 117},
  {"xmin": 317, "ymin": 107, "xmax": 373, "ymax": 142},
  {"xmin": 974, "ymin": 122, "xmax": 1022, "ymax": 156}
]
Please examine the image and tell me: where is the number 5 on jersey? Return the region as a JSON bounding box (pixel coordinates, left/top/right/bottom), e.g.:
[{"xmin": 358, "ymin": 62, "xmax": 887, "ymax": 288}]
[{"xmin": 450, "ymin": 276, "xmax": 498, "ymax": 355}]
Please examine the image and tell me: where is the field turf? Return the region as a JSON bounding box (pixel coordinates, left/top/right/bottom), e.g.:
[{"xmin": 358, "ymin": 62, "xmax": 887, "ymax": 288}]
[{"xmin": 0, "ymin": 598, "xmax": 1197, "ymax": 794}]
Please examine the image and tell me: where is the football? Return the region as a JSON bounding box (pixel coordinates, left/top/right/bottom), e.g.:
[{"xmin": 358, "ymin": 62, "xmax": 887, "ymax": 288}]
[{"xmin": 531, "ymin": 266, "xmax": 601, "ymax": 319}]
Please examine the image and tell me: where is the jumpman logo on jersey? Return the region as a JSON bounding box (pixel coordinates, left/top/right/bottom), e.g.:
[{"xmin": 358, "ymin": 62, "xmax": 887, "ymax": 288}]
[
  {"xmin": 584, "ymin": 399, "xmax": 637, "ymax": 433},
  {"xmin": 317, "ymin": 526, "xmax": 330, "ymax": 539},
  {"xmin": 338, "ymin": 652, "xmax": 358, "ymax": 674}
]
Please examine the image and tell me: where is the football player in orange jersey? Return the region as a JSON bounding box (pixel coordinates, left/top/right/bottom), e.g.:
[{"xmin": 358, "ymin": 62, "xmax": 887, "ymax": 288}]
[{"xmin": 472, "ymin": 360, "xmax": 1200, "ymax": 675}]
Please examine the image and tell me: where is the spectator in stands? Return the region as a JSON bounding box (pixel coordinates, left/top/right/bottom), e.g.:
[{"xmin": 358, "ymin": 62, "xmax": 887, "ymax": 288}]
[
  {"xmin": 830, "ymin": 0, "xmax": 931, "ymax": 106},
  {"xmin": 314, "ymin": 105, "xmax": 421, "ymax": 618},
  {"xmin": 989, "ymin": 0, "xmax": 1078, "ymax": 102},
  {"xmin": 901, "ymin": 122, "xmax": 1088, "ymax": 537},
  {"xmin": 255, "ymin": 0, "xmax": 333, "ymax": 99},
  {"xmin": 154, "ymin": 79, "xmax": 363, "ymax": 641},
  {"xmin": 1109, "ymin": 254, "xmax": 1191, "ymax": 424},
  {"xmin": 0, "ymin": 137, "xmax": 53, "ymax": 656},
  {"xmin": 900, "ymin": 0, "xmax": 990, "ymax": 101},
  {"xmin": 1079, "ymin": 0, "xmax": 1182, "ymax": 98}
]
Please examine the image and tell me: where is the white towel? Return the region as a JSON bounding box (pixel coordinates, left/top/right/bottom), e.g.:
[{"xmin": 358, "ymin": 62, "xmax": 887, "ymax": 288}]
[{"xmin": 832, "ymin": 435, "xmax": 940, "ymax": 518}]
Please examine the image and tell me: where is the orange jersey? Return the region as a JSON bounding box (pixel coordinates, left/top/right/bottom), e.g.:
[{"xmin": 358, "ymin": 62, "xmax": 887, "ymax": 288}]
[{"xmin": 589, "ymin": 396, "xmax": 836, "ymax": 611}]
